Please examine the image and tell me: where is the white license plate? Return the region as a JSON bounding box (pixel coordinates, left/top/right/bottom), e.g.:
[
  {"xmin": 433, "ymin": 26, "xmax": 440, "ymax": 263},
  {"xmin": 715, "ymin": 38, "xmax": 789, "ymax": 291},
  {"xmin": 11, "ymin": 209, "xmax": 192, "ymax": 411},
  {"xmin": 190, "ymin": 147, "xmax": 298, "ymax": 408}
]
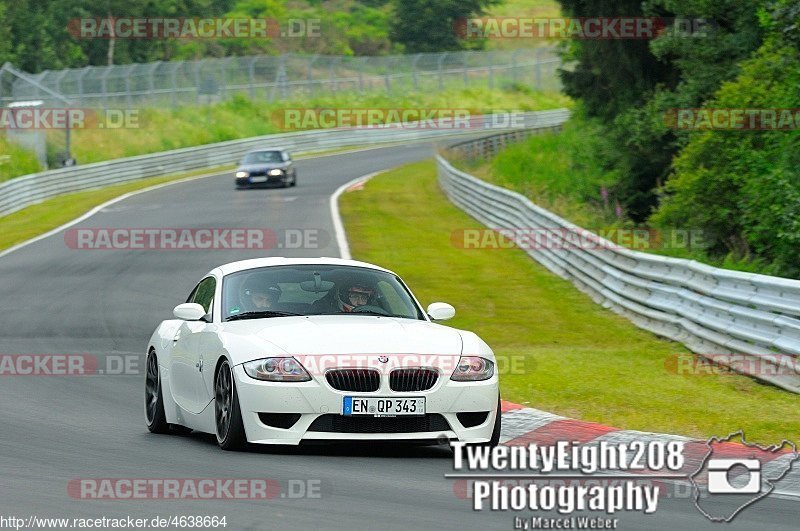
[
  {"xmin": 250, "ymin": 176, "xmax": 268, "ymax": 183},
  {"xmin": 343, "ymin": 396, "xmax": 425, "ymax": 417}
]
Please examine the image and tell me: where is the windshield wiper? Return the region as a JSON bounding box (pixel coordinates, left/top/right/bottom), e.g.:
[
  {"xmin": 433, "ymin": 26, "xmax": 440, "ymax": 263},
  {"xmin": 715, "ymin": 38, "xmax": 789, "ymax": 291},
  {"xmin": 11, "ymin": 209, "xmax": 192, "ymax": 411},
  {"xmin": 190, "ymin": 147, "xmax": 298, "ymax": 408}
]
[{"xmin": 226, "ymin": 311, "xmax": 303, "ymax": 321}]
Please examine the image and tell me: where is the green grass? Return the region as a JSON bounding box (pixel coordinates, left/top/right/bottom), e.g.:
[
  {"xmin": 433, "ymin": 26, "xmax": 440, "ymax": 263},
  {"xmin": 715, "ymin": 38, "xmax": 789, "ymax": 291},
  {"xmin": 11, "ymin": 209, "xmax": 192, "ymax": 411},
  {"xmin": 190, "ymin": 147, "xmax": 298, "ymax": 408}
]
[
  {"xmin": 459, "ymin": 117, "xmax": 615, "ymax": 229},
  {"xmin": 339, "ymin": 159, "xmax": 798, "ymax": 444},
  {"xmin": 0, "ymin": 166, "xmax": 231, "ymax": 252},
  {"xmin": 27, "ymin": 86, "xmax": 569, "ymax": 174},
  {"xmin": 0, "ymin": 135, "xmax": 43, "ymax": 183},
  {"xmin": 461, "ymin": 116, "xmax": 789, "ymax": 276}
]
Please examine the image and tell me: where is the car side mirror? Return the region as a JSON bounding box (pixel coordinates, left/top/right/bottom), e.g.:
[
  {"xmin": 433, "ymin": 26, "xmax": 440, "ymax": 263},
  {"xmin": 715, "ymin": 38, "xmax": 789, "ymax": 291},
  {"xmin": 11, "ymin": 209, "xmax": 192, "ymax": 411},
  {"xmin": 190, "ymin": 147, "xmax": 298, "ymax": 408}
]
[
  {"xmin": 174, "ymin": 303, "xmax": 207, "ymax": 321},
  {"xmin": 427, "ymin": 302, "xmax": 455, "ymax": 321}
]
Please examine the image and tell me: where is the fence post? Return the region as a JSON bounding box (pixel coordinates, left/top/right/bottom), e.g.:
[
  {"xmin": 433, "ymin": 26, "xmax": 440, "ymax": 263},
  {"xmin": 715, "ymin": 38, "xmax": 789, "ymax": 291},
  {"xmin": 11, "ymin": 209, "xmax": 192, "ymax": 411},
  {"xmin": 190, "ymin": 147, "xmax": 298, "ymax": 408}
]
[
  {"xmin": 437, "ymin": 52, "xmax": 447, "ymax": 91},
  {"xmin": 512, "ymin": 49, "xmax": 520, "ymax": 85},
  {"xmin": 248, "ymin": 56, "xmax": 257, "ymax": 99},
  {"xmin": 148, "ymin": 61, "xmax": 160, "ymax": 106},
  {"xmin": 384, "ymin": 57, "xmax": 394, "ymax": 94},
  {"xmin": 488, "ymin": 52, "xmax": 495, "ymax": 90},
  {"xmin": 329, "ymin": 56, "xmax": 341, "ymax": 94},
  {"xmin": 77, "ymin": 67, "xmax": 90, "ymax": 107},
  {"xmin": 194, "ymin": 59, "xmax": 203, "ymax": 105},
  {"xmin": 100, "ymin": 67, "xmax": 111, "ymax": 108},
  {"xmin": 170, "ymin": 62, "xmax": 179, "ymax": 107},
  {"xmin": 306, "ymin": 54, "xmax": 318, "ymax": 98},
  {"xmin": 412, "ymin": 54, "xmax": 421, "ymax": 90},
  {"xmin": 125, "ymin": 65, "xmax": 133, "ymax": 108}
]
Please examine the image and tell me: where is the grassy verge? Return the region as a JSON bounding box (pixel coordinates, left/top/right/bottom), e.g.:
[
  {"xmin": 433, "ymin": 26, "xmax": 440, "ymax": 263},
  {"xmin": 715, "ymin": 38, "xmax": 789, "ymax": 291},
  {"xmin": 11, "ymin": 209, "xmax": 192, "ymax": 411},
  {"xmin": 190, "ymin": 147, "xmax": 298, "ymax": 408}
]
[
  {"xmin": 457, "ymin": 117, "xmax": 615, "ymax": 229},
  {"xmin": 459, "ymin": 117, "xmax": 777, "ymax": 274},
  {"xmin": 339, "ymin": 159, "xmax": 797, "ymax": 443},
  {"xmin": 0, "ymin": 135, "xmax": 42, "ymax": 183},
  {"xmin": 0, "ymin": 166, "xmax": 231, "ymax": 252},
  {"xmin": 0, "ymin": 86, "xmax": 575, "ymax": 183}
]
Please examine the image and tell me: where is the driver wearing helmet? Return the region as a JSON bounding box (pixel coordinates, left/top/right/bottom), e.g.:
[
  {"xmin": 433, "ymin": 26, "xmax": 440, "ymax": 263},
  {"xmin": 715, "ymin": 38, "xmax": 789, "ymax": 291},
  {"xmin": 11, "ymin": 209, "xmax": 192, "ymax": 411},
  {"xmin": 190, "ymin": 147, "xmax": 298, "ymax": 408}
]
[
  {"xmin": 336, "ymin": 280, "xmax": 375, "ymax": 313},
  {"xmin": 240, "ymin": 274, "xmax": 282, "ymax": 312}
]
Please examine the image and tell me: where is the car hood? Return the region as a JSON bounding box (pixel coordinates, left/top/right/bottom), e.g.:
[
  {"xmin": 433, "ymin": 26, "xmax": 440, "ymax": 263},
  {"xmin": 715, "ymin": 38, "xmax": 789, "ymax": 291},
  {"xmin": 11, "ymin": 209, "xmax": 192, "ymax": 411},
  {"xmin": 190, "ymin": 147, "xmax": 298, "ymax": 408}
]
[
  {"xmin": 221, "ymin": 315, "xmax": 463, "ymax": 358},
  {"xmin": 237, "ymin": 162, "xmax": 290, "ymax": 172}
]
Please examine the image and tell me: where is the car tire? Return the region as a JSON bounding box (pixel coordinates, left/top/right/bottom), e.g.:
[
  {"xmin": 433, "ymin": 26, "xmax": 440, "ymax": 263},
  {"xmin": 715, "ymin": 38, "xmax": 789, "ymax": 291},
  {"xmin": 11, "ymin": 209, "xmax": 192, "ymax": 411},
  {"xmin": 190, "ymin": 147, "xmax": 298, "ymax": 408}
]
[
  {"xmin": 291, "ymin": 174, "xmax": 297, "ymax": 187},
  {"xmin": 145, "ymin": 350, "xmax": 193, "ymax": 435},
  {"xmin": 145, "ymin": 350, "xmax": 170, "ymax": 434},
  {"xmin": 215, "ymin": 360, "xmax": 247, "ymax": 451}
]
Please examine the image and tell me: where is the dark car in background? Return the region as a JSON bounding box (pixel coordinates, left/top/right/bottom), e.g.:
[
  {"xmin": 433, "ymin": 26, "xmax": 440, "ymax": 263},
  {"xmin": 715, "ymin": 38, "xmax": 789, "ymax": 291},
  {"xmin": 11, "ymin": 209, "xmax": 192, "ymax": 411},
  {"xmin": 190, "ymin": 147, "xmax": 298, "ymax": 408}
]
[{"xmin": 234, "ymin": 148, "xmax": 297, "ymax": 189}]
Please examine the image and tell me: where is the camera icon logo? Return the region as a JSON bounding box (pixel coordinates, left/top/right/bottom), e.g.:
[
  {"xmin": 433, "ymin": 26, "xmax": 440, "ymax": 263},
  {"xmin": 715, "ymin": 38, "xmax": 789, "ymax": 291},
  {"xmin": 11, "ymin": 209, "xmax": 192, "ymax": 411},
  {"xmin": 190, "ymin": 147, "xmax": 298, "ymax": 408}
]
[
  {"xmin": 690, "ymin": 431, "xmax": 798, "ymax": 522},
  {"xmin": 706, "ymin": 459, "xmax": 761, "ymax": 494}
]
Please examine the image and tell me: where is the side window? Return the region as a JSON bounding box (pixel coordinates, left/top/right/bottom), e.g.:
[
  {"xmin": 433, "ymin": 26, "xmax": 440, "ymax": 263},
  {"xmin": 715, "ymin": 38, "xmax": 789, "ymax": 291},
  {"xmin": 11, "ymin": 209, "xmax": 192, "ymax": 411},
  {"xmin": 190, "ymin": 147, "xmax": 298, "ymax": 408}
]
[
  {"xmin": 188, "ymin": 277, "xmax": 216, "ymax": 316},
  {"xmin": 282, "ymin": 151, "xmax": 291, "ymax": 162}
]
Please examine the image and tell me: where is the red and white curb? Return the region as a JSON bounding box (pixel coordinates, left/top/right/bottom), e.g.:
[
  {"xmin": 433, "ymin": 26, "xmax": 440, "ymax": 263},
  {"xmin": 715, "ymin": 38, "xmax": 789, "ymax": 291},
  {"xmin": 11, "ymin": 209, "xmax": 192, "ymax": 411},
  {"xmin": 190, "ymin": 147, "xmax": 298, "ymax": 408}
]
[{"xmin": 498, "ymin": 401, "xmax": 800, "ymax": 499}]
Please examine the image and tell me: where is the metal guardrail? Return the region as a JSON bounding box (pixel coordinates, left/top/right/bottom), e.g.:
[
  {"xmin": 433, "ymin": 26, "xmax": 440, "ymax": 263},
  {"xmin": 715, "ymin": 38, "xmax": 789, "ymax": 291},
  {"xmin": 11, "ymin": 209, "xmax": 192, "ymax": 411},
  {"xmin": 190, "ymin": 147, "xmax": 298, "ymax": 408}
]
[
  {"xmin": 0, "ymin": 111, "xmax": 564, "ymax": 218},
  {"xmin": 437, "ymin": 118, "xmax": 800, "ymax": 393}
]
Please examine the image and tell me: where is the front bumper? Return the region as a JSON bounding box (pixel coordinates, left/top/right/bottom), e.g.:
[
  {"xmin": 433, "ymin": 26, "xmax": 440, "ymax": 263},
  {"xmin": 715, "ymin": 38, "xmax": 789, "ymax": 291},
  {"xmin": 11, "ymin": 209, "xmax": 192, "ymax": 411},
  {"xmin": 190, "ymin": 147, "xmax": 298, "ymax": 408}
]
[
  {"xmin": 235, "ymin": 173, "xmax": 288, "ymax": 187},
  {"xmin": 233, "ymin": 364, "xmax": 499, "ymax": 445}
]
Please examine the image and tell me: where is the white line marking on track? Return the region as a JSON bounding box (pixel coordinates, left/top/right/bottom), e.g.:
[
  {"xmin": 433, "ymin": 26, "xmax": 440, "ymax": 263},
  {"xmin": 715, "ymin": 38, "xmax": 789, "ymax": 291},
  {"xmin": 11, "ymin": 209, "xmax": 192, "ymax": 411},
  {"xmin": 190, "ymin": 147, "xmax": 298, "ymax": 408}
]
[
  {"xmin": 329, "ymin": 170, "xmax": 386, "ymax": 259},
  {"xmin": 0, "ymin": 144, "xmax": 410, "ymax": 261}
]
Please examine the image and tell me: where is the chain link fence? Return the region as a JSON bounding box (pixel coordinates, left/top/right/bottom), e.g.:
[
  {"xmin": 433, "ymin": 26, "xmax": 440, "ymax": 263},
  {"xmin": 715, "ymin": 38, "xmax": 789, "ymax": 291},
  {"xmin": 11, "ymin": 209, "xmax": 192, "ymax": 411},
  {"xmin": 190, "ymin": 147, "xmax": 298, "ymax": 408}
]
[{"xmin": 0, "ymin": 48, "xmax": 561, "ymax": 108}]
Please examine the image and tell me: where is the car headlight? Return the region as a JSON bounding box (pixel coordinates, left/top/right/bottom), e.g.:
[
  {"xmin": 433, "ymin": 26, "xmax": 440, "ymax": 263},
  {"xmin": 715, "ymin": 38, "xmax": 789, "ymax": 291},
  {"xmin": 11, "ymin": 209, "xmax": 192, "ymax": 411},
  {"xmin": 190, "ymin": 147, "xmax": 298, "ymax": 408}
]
[
  {"xmin": 235, "ymin": 171, "xmax": 248, "ymax": 178},
  {"xmin": 268, "ymin": 169, "xmax": 283, "ymax": 176},
  {"xmin": 450, "ymin": 356, "xmax": 494, "ymax": 381},
  {"xmin": 243, "ymin": 357, "xmax": 311, "ymax": 382}
]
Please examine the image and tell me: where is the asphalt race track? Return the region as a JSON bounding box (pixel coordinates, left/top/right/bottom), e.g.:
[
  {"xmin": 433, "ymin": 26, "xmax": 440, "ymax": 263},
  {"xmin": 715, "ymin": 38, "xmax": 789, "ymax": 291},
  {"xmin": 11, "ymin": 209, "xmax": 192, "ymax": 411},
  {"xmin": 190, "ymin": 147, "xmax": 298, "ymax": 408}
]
[{"xmin": 0, "ymin": 143, "xmax": 796, "ymax": 530}]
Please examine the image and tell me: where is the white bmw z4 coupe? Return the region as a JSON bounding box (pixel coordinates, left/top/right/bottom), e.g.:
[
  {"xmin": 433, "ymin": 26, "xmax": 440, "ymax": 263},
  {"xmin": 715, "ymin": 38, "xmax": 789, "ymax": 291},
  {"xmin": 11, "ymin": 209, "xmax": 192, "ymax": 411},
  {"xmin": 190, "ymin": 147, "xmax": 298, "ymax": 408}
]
[{"xmin": 145, "ymin": 257, "xmax": 501, "ymax": 450}]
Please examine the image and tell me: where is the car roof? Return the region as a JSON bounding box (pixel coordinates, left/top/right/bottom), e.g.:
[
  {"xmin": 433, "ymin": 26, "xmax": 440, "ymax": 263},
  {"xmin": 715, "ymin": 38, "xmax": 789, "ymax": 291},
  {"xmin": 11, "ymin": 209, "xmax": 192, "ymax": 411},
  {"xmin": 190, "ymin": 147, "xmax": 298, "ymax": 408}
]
[
  {"xmin": 211, "ymin": 257, "xmax": 395, "ymax": 277},
  {"xmin": 244, "ymin": 148, "xmax": 287, "ymax": 154}
]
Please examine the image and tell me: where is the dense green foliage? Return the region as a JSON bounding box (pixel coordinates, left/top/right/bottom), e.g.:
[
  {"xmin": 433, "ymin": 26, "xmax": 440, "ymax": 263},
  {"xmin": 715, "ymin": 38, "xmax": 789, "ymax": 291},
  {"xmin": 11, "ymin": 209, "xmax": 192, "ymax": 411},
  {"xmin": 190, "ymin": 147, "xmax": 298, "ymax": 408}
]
[
  {"xmin": 0, "ymin": 0, "xmax": 503, "ymax": 70},
  {"xmin": 551, "ymin": 0, "xmax": 800, "ymax": 277},
  {"xmin": 651, "ymin": 39, "xmax": 800, "ymax": 276},
  {"xmin": 390, "ymin": 0, "xmax": 499, "ymax": 52}
]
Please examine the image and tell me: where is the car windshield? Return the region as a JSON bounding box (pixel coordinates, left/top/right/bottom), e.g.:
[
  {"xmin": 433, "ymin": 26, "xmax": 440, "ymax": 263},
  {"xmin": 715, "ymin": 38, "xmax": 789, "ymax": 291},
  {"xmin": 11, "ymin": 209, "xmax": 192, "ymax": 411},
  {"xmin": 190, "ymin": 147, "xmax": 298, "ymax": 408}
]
[
  {"xmin": 242, "ymin": 151, "xmax": 283, "ymax": 164},
  {"xmin": 222, "ymin": 265, "xmax": 425, "ymax": 321}
]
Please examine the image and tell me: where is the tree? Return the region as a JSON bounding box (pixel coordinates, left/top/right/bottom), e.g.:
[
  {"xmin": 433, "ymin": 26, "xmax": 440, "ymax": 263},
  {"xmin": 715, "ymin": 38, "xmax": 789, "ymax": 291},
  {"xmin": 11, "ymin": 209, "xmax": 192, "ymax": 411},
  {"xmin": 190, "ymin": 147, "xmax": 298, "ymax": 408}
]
[
  {"xmin": 390, "ymin": 0, "xmax": 500, "ymax": 53},
  {"xmin": 557, "ymin": 0, "xmax": 674, "ymax": 122},
  {"xmin": 555, "ymin": 0, "xmax": 766, "ymax": 220}
]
